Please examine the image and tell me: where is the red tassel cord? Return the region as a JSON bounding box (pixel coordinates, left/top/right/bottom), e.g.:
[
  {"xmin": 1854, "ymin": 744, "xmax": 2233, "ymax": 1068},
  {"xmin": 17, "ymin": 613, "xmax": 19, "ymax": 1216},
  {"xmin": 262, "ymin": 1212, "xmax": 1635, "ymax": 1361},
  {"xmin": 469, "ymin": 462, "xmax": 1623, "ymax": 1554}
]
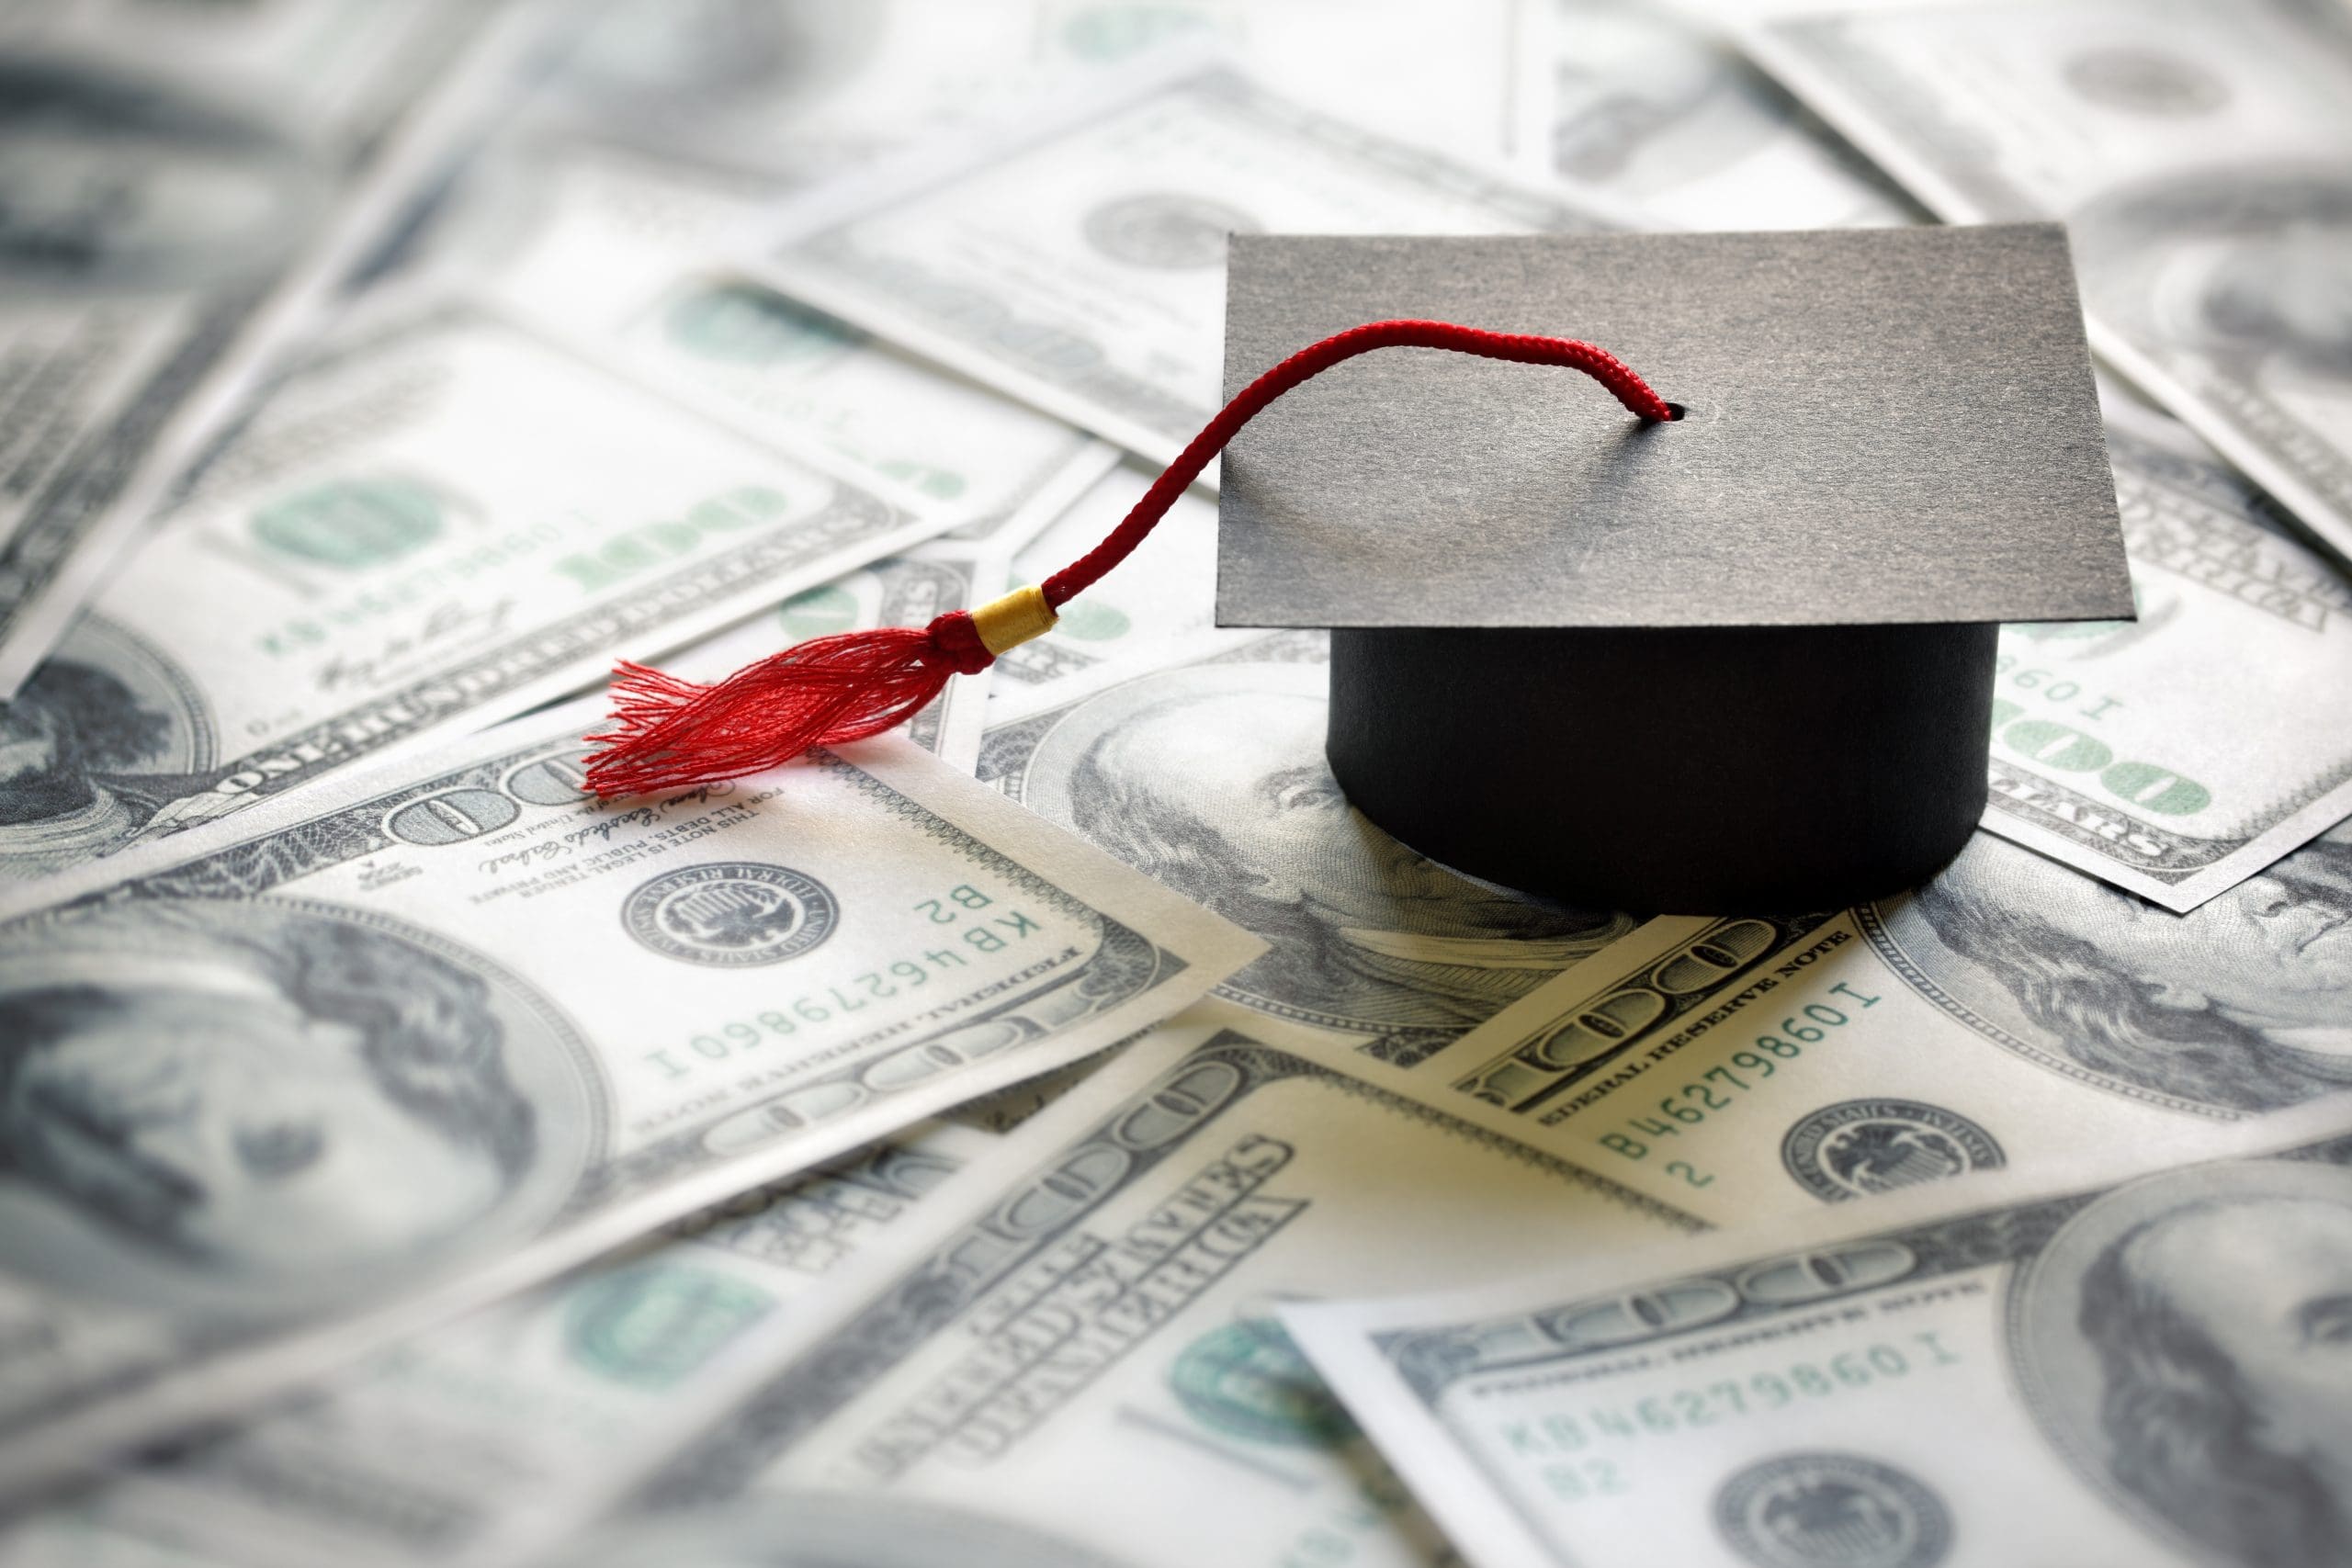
[{"xmin": 582, "ymin": 320, "xmax": 1677, "ymax": 799}]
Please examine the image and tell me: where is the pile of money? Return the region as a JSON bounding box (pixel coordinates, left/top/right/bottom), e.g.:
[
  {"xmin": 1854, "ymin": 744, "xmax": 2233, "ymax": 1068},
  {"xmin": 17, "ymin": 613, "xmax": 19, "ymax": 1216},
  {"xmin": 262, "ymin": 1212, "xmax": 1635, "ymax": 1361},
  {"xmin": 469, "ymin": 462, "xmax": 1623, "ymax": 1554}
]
[{"xmin": 0, "ymin": 3, "xmax": 2346, "ymax": 1565}]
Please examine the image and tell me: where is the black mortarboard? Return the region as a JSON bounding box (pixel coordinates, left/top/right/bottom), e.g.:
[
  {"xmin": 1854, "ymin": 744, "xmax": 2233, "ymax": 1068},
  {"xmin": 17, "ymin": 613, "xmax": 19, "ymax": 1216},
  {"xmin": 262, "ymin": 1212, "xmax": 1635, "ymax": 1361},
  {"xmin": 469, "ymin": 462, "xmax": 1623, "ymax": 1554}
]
[{"xmin": 1216, "ymin": 226, "xmax": 2131, "ymax": 911}]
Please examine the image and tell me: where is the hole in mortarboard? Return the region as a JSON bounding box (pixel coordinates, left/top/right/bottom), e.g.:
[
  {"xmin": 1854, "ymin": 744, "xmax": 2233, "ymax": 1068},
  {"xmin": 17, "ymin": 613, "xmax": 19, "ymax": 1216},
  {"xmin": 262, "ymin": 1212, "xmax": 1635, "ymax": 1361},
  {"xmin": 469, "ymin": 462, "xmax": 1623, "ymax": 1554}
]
[{"xmin": 1663, "ymin": 402, "xmax": 1687, "ymax": 421}]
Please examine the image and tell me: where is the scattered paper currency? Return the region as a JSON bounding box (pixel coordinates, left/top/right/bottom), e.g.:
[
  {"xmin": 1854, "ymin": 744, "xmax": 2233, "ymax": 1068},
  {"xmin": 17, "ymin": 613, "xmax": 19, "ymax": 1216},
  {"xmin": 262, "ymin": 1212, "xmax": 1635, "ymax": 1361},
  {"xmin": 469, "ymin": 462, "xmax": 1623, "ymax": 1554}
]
[
  {"xmin": 0, "ymin": 5, "xmax": 2347, "ymax": 1562},
  {"xmin": 1512, "ymin": 0, "xmax": 1914, "ymax": 229},
  {"xmin": 752, "ymin": 58, "xmax": 1641, "ymax": 467},
  {"xmin": 617, "ymin": 1015, "xmax": 1699, "ymax": 1568},
  {"xmin": 0, "ymin": 301, "xmax": 977, "ymax": 882},
  {"xmin": 0, "ymin": 0, "xmax": 505, "ymax": 696},
  {"xmin": 0, "ymin": 695, "xmax": 1259, "ymax": 1498},
  {"xmin": 1744, "ymin": 0, "xmax": 2352, "ymax": 566},
  {"xmin": 0, "ymin": 1126, "xmax": 995, "ymax": 1568},
  {"xmin": 1285, "ymin": 1099, "xmax": 2352, "ymax": 1568},
  {"xmin": 1271, "ymin": 817, "xmax": 2352, "ymax": 1224}
]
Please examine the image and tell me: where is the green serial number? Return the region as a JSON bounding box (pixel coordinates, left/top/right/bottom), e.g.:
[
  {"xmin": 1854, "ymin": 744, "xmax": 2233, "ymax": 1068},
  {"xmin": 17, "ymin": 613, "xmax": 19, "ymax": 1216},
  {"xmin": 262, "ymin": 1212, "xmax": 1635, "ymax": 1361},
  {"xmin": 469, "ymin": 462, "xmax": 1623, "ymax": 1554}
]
[
  {"xmin": 1598, "ymin": 982, "xmax": 1881, "ymax": 1188},
  {"xmin": 1504, "ymin": 1333, "xmax": 1962, "ymax": 1492}
]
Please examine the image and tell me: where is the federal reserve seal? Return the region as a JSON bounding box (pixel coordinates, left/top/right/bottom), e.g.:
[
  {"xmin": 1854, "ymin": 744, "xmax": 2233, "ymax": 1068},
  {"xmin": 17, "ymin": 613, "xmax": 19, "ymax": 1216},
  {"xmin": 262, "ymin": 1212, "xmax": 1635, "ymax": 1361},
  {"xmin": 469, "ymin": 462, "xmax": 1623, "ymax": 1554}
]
[
  {"xmin": 1781, "ymin": 1100, "xmax": 2004, "ymax": 1202},
  {"xmin": 622, "ymin": 863, "xmax": 838, "ymax": 966},
  {"xmin": 1081, "ymin": 192, "xmax": 1260, "ymax": 268},
  {"xmin": 1715, "ymin": 1452, "xmax": 1952, "ymax": 1568}
]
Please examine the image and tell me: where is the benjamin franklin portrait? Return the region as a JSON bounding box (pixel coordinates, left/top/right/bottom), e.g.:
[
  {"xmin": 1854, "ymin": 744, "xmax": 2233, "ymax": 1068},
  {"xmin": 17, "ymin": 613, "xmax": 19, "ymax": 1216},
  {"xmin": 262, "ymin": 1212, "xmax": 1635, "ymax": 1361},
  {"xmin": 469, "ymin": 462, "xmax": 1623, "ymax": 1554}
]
[
  {"xmin": 2013, "ymin": 1158, "xmax": 2352, "ymax": 1568},
  {"xmin": 2074, "ymin": 167, "xmax": 2352, "ymax": 456},
  {"xmin": 0, "ymin": 898, "xmax": 593, "ymax": 1308},
  {"xmin": 0, "ymin": 617, "xmax": 210, "ymax": 879},
  {"xmin": 1871, "ymin": 826, "xmax": 2352, "ymax": 1112},
  {"xmin": 1002, "ymin": 660, "xmax": 1634, "ymax": 1053}
]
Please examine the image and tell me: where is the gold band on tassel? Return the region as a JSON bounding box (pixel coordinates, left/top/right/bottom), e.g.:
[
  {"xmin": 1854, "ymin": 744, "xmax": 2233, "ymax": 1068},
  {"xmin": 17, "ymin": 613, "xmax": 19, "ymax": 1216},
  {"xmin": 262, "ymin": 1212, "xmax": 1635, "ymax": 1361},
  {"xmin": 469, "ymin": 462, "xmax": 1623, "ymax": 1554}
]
[{"xmin": 971, "ymin": 583, "xmax": 1059, "ymax": 657}]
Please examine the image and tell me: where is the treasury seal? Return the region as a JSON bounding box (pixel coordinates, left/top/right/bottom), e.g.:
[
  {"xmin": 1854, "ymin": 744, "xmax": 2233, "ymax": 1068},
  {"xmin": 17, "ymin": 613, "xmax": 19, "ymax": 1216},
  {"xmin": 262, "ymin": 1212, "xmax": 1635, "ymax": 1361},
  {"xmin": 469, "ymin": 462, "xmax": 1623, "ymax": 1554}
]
[
  {"xmin": 1168, "ymin": 1317, "xmax": 1358, "ymax": 1448},
  {"xmin": 1081, "ymin": 193, "xmax": 1260, "ymax": 269},
  {"xmin": 1715, "ymin": 1451, "xmax": 1952, "ymax": 1568},
  {"xmin": 623, "ymin": 863, "xmax": 838, "ymax": 966},
  {"xmin": 1781, "ymin": 1099, "xmax": 2004, "ymax": 1202}
]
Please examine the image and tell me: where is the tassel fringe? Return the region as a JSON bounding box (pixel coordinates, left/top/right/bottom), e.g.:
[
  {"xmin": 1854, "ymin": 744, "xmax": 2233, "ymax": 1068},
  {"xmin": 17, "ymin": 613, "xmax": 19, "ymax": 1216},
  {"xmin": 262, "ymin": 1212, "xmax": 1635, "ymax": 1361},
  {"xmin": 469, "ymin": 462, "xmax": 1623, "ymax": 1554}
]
[{"xmin": 582, "ymin": 619, "xmax": 983, "ymax": 799}]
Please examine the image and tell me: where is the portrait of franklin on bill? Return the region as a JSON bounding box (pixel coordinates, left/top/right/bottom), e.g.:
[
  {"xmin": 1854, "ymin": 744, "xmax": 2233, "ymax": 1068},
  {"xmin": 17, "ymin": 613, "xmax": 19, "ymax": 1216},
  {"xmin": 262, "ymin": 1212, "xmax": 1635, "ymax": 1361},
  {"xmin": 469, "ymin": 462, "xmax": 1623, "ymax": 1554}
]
[
  {"xmin": 0, "ymin": 899, "xmax": 566, "ymax": 1295},
  {"xmin": 1879, "ymin": 824, "xmax": 2352, "ymax": 1112},
  {"xmin": 995, "ymin": 658, "xmax": 1635, "ymax": 1059}
]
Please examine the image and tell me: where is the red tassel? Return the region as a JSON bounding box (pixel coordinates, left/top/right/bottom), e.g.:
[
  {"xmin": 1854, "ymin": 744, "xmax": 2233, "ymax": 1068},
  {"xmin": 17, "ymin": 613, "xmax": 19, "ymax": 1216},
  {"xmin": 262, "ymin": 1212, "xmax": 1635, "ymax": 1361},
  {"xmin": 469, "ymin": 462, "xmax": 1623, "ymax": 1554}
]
[
  {"xmin": 582, "ymin": 320, "xmax": 1677, "ymax": 800},
  {"xmin": 582, "ymin": 612, "xmax": 991, "ymax": 799}
]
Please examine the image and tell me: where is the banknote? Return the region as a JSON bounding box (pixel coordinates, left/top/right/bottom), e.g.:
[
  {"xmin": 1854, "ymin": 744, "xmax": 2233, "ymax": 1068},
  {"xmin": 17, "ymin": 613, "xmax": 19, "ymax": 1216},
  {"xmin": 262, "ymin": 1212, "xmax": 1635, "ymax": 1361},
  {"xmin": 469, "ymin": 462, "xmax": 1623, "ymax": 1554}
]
[
  {"xmin": 978, "ymin": 632, "xmax": 1642, "ymax": 1064},
  {"xmin": 1512, "ymin": 0, "xmax": 1913, "ymax": 229},
  {"xmin": 0, "ymin": 299, "xmax": 991, "ymax": 884},
  {"xmin": 610, "ymin": 1014, "xmax": 1699, "ymax": 1568},
  {"xmin": 538, "ymin": 270, "xmax": 1116, "ymax": 548},
  {"xmin": 750, "ymin": 57, "xmax": 1641, "ymax": 467},
  {"xmin": 1281, "ymin": 818, "xmax": 2352, "ymax": 1225},
  {"xmin": 993, "ymin": 0, "xmax": 1525, "ymax": 164},
  {"xmin": 1978, "ymin": 403, "xmax": 2352, "ymax": 909},
  {"xmin": 0, "ymin": 695, "xmax": 1261, "ymax": 1498},
  {"xmin": 1286, "ymin": 1099, "xmax": 2352, "ymax": 1568},
  {"xmin": 0, "ymin": 0, "xmax": 511, "ymax": 697},
  {"xmin": 1744, "ymin": 0, "xmax": 2352, "ymax": 566},
  {"xmin": 291, "ymin": 9, "xmax": 1118, "ymax": 554},
  {"xmin": 509, "ymin": 0, "xmax": 1521, "ymax": 194},
  {"xmin": 0, "ymin": 1124, "xmax": 999, "ymax": 1568}
]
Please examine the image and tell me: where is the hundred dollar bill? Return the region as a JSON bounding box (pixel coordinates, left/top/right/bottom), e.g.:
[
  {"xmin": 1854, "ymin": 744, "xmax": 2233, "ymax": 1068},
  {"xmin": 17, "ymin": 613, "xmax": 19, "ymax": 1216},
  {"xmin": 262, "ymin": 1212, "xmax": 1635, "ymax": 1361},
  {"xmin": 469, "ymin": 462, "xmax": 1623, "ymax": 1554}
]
[
  {"xmin": 1285, "ymin": 1100, "xmax": 2352, "ymax": 1568},
  {"xmin": 1980, "ymin": 403, "xmax": 2352, "ymax": 909},
  {"xmin": 0, "ymin": 695, "xmax": 1261, "ymax": 1499},
  {"xmin": 1513, "ymin": 0, "xmax": 1913, "ymax": 229},
  {"xmin": 500, "ymin": 0, "xmax": 1520, "ymax": 200},
  {"xmin": 1744, "ymin": 0, "xmax": 2352, "ymax": 565},
  {"xmin": 979, "ymin": 0, "xmax": 1524, "ymax": 164},
  {"xmin": 542, "ymin": 270, "xmax": 1117, "ymax": 549},
  {"xmin": 978, "ymin": 631, "xmax": 1642, "ymax": 1065},
  {"xmin": 0, "ymin": 1124, "xmax": 999, "ymax": 1568},
  {"xmin": 1285, "ymin": 820, "xmax": 2352, "ymax": 1226},
  {"xmin": 0, "ymin": 0, "xmax": 513, "ymax": 697},
  {"xmin": 214, "ymin": 12, "xmax": 1120, "ymax": 558},
  {"xmin": 748, "ymin": 56, "xmax": 1642, "ymax": 468},
  {"xmin": 305, "ymin": 4, "xmax": 1120, "ymax": 556},
  {"xmin": 609, "ymin": 1014, "xmax": 1698, "ymax": 1568},
  {"xmin": 0, "ymin": 299, "xmax": 990, "ymax": 884}
]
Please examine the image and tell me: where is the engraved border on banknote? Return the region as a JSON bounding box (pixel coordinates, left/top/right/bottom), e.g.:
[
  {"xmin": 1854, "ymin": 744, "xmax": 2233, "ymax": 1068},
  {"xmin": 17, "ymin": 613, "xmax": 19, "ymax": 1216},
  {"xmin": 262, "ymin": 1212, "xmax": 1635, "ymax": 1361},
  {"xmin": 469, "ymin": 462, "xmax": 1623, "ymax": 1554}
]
[
  {"xmin": 756, "ymin": 64, "xmax": 1624, "ymax": 463},
  {"xmin": 120, "ymin": 302, "xmax": 940, "ymax": 819},
  {"xmin": 1368, "ymin": 1129, "xmax": 2352, "ymax": 1404},
  {"xmin": 1742, "ymin": 19, "xmax": 2040, "ymax": 220},
  {"xmin": 4, "ymin": 724, "xmax": 1204, "ymax": 1190},
  {"xmin": 1356, "ymin": 1129, "xmax": 2352, "ymax": 1567},
  {"xmin": 1980, "ymin": 435, "xmax": 2352, "ymax": 888},
  {"xmin": 0, "ymin": 7, "xmax": 534, "ymax": 699},
  {"xmin": 1745, "ymin": 15, "xmax": 2352, "ymax": 570},
  {"xmin": 635, "ymin": 1028, "xmax": 1700, "ymax": 1508},
  {"xmin": 1445, "ymin": 915, "xmax": 1839, "ymax": 1117}
]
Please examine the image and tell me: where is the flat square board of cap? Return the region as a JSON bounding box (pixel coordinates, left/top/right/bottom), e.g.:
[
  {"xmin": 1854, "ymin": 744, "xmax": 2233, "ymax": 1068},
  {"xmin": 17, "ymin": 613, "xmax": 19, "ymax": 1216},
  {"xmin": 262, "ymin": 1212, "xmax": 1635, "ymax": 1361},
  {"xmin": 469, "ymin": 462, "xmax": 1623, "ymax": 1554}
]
[{"xmin": 1216, "ymin": 225, "xmax": 2129, "ymax": 910}]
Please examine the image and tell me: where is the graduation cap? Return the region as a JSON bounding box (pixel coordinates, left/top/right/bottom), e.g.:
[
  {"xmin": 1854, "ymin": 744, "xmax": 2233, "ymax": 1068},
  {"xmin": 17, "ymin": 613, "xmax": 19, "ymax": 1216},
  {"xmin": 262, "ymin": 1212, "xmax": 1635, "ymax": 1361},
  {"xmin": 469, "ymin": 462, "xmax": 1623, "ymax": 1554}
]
[{"xmin": 583, "ymin": 222, "xmax": 2128, "ymax": 912}]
